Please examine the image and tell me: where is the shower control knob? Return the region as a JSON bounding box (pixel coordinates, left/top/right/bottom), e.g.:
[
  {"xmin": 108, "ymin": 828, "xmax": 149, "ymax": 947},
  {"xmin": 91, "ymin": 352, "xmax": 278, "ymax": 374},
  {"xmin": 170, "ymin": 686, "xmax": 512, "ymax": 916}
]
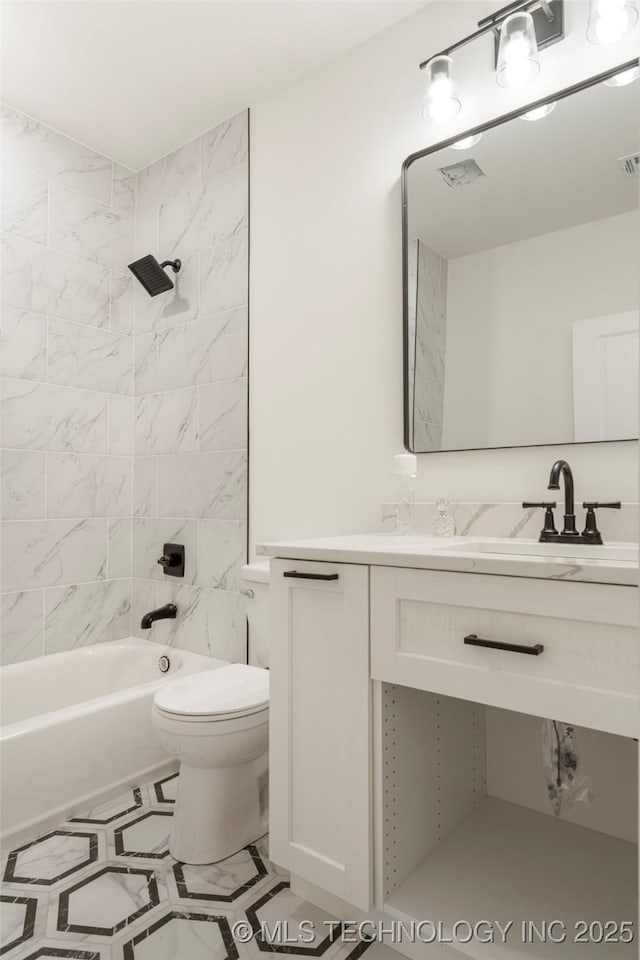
[
  {"xmin": 157, "ymin": 543, "xmax": 185, "ymax": 578},
  {"xmin": 158, "ymin": 553, "xmax": 179, "ymax": 567}
]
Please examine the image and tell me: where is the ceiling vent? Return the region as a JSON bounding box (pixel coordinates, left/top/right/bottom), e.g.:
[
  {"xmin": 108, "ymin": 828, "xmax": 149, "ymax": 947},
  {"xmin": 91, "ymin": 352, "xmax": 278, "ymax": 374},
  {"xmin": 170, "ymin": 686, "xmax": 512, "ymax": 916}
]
[
  {"xmin": 619, "ymin": 153, "xmax": 640, "ymax": 177},
  {"xmin": 438, "ymin": 158, "xmax": 485, "ymax": 188}
]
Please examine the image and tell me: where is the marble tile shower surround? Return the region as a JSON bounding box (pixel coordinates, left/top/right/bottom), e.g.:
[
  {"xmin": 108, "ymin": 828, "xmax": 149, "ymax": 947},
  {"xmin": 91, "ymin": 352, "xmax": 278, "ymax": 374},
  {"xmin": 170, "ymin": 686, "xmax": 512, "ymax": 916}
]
[
  {"xmin": 1, "ymin": 103, "xmax": 136, "ymax": 667},
  {"xmin": 130, "ymin": 109, "xmax": 249, "ymax": 666},
  {"xmin": 381, "ymin": 501, "xmax": 639, "ymax": 542},
  {"xmin": 0, "ymin": 103, "xmax": 250, "ymax": 669}
]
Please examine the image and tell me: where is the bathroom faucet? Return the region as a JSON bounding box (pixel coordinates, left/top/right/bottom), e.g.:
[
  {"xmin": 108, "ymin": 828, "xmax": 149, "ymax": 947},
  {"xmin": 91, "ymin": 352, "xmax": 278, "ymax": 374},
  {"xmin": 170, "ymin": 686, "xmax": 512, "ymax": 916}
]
[
  {"xmin": 547, "ymin": 459, "xmax": 578, "ymax": 539},
  {"xmin": 140, "ymin": 603, "xmax": 177, "ymax": 629},
  {"xmin": 523, "ymin": 459, "xmax": 621, "ymax": 545}
]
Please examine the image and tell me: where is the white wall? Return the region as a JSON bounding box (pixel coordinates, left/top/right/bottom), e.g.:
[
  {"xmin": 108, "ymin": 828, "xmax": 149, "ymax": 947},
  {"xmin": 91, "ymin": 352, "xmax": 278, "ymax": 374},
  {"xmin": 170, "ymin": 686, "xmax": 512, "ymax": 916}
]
[
  {"xmin": 250, "ymin": 0, "xmax": 639, "ymax": 552},
  {"xmin": 443, "ymin": 211, "xmax": 639, "ymax": 449}
]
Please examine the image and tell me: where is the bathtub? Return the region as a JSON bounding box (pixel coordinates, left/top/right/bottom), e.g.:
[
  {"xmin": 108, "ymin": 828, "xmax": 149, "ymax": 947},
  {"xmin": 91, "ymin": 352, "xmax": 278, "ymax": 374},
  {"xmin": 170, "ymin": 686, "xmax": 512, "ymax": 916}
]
[{"xmin": 0, "ymin": 637, "xmax": 223, "ymax": 845}]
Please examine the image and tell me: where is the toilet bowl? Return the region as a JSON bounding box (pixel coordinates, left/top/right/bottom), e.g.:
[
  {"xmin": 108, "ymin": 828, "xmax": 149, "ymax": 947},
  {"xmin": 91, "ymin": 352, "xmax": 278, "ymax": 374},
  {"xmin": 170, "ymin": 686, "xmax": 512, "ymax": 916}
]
[{"xmin": 152, "ymin": 662, "xmax": 269, "ymax": 864}]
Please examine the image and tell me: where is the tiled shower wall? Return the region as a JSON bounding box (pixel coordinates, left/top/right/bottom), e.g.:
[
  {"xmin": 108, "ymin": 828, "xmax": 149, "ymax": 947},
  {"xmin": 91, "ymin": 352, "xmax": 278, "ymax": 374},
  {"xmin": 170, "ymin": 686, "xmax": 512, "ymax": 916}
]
[
  {"xmin": 0, "ymin": 105, "xmax": 249, "ymax": 665},
  {"xmin": 1, "ymin": 104, "xmax": 136, "ymax": 664},
  {"xmin": 130, "ymin": 111, "xmax": 249, "ymax": 662}
]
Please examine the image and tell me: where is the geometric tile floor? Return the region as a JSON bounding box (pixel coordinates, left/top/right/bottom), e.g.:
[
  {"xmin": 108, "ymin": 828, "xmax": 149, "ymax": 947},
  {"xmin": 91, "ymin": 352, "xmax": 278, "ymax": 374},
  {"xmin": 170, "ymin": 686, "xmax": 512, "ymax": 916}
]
[{"xmin": 0, "ymin": 774, "xmax": 376, "ymax": 960}]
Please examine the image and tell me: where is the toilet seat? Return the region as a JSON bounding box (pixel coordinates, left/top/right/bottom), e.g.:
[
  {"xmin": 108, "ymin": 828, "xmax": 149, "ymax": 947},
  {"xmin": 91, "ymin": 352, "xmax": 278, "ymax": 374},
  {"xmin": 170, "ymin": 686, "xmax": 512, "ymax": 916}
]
[{"xmin": 153, "ymin": 664, "xmax": 269, "ymax": 722}]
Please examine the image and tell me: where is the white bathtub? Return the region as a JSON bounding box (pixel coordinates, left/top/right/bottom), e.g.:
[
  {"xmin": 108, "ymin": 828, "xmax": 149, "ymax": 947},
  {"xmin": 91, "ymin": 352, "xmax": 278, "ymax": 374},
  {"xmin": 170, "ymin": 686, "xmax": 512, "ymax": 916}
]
[{"xmin": 0, "ymin": 637, "xmax": 223, "ymax": 845}]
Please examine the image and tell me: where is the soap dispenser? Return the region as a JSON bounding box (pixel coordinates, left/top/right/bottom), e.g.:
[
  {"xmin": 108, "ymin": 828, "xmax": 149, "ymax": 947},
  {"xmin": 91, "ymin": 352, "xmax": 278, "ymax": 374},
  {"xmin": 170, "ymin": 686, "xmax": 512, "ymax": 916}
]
[
  {"xmin": 392, "ymin": 454, "xmax": 417, "ymax": 535},
  {"xmin": 433, "ymin": 499, "xmax": 455, "ymax": 537}
]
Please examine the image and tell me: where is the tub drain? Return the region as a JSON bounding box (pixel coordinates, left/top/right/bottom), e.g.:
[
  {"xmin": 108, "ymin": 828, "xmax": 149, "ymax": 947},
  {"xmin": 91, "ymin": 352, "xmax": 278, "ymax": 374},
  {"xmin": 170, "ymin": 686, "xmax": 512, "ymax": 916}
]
[{"xmin": 158, "ymin": 655, "xmax": 171, "ymax": 674}]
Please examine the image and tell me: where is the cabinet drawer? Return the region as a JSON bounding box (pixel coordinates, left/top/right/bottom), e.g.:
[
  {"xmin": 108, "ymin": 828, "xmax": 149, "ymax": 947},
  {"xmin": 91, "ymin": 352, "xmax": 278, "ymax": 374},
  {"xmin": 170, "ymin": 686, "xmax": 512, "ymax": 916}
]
[{"xmin": 371, "ymin": 566, "xmax": 639, "ymax": 737}]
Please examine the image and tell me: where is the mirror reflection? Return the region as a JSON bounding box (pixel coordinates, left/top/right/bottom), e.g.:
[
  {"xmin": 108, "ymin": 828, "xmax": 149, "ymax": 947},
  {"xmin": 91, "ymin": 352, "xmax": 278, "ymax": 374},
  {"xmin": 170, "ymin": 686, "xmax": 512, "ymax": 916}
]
[{"xmin": 404, "ymin": 69, "xmax": 640, "ymax": 453}]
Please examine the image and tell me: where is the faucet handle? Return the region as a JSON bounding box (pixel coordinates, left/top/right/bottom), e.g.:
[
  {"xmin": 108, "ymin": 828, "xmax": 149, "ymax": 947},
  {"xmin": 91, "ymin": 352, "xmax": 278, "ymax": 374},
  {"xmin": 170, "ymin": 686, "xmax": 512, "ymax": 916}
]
[
  {"xmin": 582, "ymin": 501, "xmax": 621, "ymax": 510},
  {"xmin": 522, "ymin": 501, "xmax": 558, "ymax": 540},
  {"xmin": 582, "ymin": 500, "xmax": 622, "ymax": 543},
  {"xmin": 581, "ymin": 501, "xmax": 621, "ymax": 544}
]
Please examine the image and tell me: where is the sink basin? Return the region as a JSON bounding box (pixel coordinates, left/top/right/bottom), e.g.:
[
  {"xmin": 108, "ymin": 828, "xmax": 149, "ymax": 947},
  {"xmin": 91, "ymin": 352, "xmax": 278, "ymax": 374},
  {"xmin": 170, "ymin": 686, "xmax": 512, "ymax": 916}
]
[{"xmin": 438, "ymin": 538, "xmax": 638, "ymax": 563}]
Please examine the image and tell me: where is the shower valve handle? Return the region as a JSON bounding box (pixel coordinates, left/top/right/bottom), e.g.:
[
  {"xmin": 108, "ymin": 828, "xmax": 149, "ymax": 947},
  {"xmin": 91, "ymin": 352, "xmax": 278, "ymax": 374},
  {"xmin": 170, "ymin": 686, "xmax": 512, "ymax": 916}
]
[
  {"xmin": 157, "ymin": 543, "xmax": 185, "ymax": 578},
  {"xmin": 158, "ymin": 553, "xmax": 180, "ymax": 568}
]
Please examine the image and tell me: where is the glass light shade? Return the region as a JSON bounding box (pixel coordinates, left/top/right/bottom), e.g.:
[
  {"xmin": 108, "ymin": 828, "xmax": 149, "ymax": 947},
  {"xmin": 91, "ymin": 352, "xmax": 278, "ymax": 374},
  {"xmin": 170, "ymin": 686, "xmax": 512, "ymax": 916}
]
[
  {"xmin": 587, "ymin": 0, "xmax": 638, "ymax": 44},
  {"xmin": 451, "ymin": 133, "xmax": 483, "ymax": 149},
  {"xmin": 497, "ymin": 12, "xmax": 541, "ymax": 88},
  {"xmin": 604, "ymin": 65, "xmax": 640, "ymax": 85},
  {"xmin": 422, "ymin": 55, "xmax": 462, "ymax": 123},
  {"xmin": 520, "ymin": 101, "xmax": 557, "ymax": 121}
]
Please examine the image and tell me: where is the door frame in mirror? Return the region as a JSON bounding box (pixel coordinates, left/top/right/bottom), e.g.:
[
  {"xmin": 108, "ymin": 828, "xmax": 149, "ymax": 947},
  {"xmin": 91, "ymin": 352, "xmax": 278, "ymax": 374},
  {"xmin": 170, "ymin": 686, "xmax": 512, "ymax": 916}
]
[{"xmin": 402, "ymin": 57, "xmax": 640, "ymax": 453}]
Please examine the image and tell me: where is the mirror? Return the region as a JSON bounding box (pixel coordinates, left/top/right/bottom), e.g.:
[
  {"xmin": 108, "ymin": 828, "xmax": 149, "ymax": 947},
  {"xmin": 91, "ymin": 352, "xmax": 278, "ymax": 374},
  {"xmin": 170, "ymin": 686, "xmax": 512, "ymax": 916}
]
[{"xmin": 403, "ymin": 64, "xmax": 640, "ymax": 453}]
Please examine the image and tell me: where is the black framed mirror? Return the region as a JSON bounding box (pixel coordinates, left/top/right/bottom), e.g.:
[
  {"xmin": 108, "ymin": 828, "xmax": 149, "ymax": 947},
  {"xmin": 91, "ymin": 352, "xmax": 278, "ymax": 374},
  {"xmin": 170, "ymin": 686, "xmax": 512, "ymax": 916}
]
[{"xmin": 402, "ymin": 60, "xmax": 640, "ymax": 453}]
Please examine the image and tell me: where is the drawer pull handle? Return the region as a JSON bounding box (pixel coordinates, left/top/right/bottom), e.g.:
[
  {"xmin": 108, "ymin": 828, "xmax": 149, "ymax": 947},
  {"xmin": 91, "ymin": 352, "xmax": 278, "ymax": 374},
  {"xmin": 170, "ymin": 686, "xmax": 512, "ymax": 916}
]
[
  {"xmin": 464, "ymin": 634, "xmax": 544, "ymax": 656},
  {"xmin": 283, "ymin": 570, "xmax": 339, "ymax": 581}
]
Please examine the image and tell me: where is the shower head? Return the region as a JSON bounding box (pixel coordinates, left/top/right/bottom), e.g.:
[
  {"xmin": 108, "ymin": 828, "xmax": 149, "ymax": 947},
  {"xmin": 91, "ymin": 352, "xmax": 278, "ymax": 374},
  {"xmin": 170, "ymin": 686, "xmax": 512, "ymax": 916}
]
[{"xmin": 128, "ymin": 255, "xmax": 182, "ymax": 297}]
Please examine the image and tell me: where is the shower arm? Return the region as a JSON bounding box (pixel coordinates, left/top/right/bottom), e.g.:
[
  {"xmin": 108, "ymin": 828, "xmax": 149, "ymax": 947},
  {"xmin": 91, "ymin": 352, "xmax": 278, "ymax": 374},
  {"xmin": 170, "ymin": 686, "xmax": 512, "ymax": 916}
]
[{"xmin": 160, "ymin": 259, "xmax": 181, "ymax": 273}]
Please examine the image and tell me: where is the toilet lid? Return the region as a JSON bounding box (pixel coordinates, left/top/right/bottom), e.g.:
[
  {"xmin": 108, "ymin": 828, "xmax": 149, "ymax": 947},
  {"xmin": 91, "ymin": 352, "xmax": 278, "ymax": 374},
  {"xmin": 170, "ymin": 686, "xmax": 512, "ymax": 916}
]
[{"xmin": 154, "ymin": 664, "xmax": 269, "ymax": 718}]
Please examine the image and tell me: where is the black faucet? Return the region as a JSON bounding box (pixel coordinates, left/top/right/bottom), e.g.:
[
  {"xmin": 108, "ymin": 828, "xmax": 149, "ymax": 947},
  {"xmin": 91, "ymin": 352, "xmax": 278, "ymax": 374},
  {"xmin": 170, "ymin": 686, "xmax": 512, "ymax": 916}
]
[
  {"xmin": 547, "ymin": 459, "xmax": 578, "ymax": 539},
  {"xmin": 523, "ymin": 459, "xmax": 621, "ymax": 545},
  {"xmin": 140, "ymin": 603, "xmax": 177, "ymax": 629}
]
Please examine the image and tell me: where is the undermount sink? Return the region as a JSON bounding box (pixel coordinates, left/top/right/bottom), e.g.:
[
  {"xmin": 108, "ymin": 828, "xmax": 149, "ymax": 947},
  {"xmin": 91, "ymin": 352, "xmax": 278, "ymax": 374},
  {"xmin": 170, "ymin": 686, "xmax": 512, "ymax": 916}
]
[{"xmin": 438, "ymin": 538, "xmax": 638, "ymax": 563}]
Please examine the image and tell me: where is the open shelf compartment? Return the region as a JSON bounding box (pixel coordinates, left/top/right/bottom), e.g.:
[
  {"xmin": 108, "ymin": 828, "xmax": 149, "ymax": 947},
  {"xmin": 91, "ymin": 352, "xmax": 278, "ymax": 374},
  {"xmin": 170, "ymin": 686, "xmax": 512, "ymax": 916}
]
[{"xmin": 376, "ymin": 683, "xmax": 638, "ymax": 959}]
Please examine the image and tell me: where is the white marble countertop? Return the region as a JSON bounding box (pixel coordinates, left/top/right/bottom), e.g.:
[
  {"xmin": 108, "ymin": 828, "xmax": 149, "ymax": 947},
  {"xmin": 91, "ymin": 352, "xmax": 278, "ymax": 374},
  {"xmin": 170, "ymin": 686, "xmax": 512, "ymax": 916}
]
[{"xmin": 257, "ymin": 534, "xmax": 639, "ymax": 587}]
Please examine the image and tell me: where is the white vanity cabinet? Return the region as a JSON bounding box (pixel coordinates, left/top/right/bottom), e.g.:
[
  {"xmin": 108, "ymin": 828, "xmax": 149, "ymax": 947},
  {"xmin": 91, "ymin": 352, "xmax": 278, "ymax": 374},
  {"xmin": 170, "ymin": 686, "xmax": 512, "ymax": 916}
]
[
  {"xmin": 266, "ymin": 540, "xmax": 639, "ymax": 958},
  {"xmin": 269, "ymin": 559, "xmax": 372, "ymax": 910}
]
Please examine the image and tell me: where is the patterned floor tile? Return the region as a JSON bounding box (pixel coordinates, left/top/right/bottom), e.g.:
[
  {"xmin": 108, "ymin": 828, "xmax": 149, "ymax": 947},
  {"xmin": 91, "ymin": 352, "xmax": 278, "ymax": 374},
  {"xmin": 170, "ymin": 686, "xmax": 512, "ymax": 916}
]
[
  {"xmin": 4, "ymin": 833, "xmax": 100, "ymax": 887},
  {"xmin": 0, "ymin": 895, "xmax": 38, "ymax": 954},
  {"xmin": 172, "ymin": 844, "xmax": 269, "ymax": 905},
  {"xmin": 244, "ymin": 882, "xmax": 347, "ymax": 956},
  {"xmin": 112, "ymin": 813, "xmax": 173, "ymax": 860},
  {"xmin": 57, "ymin": 867, "xmax": 160, "ymax": 937},
  {"xmin": 119, "ymin": 908, "xmax": 238, "ymax": 960},
  {"xmin": 70, "ymin": 791, "xmax": 147, "ymax": 828},
  {"xmin": 13, "ymin": 943, "xmax": 110, "ymax": 960},
  {"xmin": 0, "ymin": 774, "xmax": 373, "ymax": 960},
  {"xmin": 150, "ymin": 776, "xmax": 177, "ymax": 806}
]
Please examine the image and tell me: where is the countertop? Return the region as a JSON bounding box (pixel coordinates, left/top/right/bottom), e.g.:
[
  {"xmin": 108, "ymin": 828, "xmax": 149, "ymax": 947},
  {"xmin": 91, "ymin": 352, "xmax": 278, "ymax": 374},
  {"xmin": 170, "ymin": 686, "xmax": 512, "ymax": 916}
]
[{"xmin": 257, "ymin": 534, "xmax": 639, "ymax": 587}]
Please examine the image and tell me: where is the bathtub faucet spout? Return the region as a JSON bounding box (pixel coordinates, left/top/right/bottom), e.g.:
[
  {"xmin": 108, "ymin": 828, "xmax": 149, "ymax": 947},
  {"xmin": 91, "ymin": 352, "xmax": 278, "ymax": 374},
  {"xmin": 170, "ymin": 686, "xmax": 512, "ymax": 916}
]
[{"xmin": 141, "ymin": 604, "xmax": 177, "ymax": 629}]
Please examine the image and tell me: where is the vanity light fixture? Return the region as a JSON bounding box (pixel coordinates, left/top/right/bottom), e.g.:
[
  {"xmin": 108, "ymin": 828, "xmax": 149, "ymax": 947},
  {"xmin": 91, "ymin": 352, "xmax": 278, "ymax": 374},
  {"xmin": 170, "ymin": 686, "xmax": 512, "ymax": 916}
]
[
  {"xmin": 422, "ymin": 55, "xmax": 462, "ymax": 123},
  {"xmin": 451, "ymin": 133, "xmax": 483, "ymax": 149},
  {"xmin": 419, "ymin": 0, "xmax": 638, "ymax": 126},
  {"xmin": 520, "ymin": 100, "xmax": 557, "ymax": 119},
  {"xmin": 586, "ymin": 0, "xmax": 639, "ymax": 44},
  {"xmin": 604, "ymin": 64, "xmax": 640, "ymax": 84},
  {"xmin": 419, "ymin": 0, "xmax": 565, "ymax": 124},
  {"xmin": 497, "ymin": 11, "xmax": 541, "ymax": 87}
]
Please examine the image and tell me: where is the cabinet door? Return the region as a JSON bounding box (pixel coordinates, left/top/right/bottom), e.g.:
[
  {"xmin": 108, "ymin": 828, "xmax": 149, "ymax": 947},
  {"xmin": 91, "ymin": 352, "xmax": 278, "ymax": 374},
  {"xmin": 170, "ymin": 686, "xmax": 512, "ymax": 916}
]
[{"xmin": 270, "ymin": 559, "xmax": 371, "ymax": 910}]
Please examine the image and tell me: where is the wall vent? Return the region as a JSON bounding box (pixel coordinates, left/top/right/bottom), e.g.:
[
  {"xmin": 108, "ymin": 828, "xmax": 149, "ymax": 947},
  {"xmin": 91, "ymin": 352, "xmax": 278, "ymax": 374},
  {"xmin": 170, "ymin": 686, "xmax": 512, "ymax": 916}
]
[
  {"xmin": 619, "ymin": 153, "xmax": 640, "ymax": 177},
  {"xmin": 438, "ymin": 159, "xmax": 485, "ymax": 188}
]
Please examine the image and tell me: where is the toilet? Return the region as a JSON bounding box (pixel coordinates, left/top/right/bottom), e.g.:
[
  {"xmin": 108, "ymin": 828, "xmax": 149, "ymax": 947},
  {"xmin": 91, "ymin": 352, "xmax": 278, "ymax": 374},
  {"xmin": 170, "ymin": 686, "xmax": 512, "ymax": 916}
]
[{"xmin": 151, "ymin": 561, "xmax": 271, "ymax": 864}]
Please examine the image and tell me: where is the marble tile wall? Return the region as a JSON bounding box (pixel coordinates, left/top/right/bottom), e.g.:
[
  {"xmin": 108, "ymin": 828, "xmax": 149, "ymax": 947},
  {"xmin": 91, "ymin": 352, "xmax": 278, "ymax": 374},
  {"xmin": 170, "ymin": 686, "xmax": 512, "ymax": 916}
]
[
  {"xmin": 1, "ymin": 106, "xmax": 249, "ymax": 667},
  {"xmin": 0, "ymin": 103, "xmax": 135, "ymax": 665},
  {"xmin": 412, "ymin": 239, "xmax": 447, "ymax": 452},
  {"xmin": 406, "ymin": 240, "xmax": 417, "ymax": 448},
  {"xmin": 381, "ymin": 501, "xmax": 639, "ymax": 542},
  {"xmin": 130, "ymin": 111, "xmax": 249, "ymax": 664}
]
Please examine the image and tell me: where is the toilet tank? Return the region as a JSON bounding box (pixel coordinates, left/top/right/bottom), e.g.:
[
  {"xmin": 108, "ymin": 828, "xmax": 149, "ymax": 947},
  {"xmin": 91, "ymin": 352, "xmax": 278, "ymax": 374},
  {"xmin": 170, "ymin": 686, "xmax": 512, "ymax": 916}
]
[{"xmin": 242, "ymin": 561, "xmax": 270, "ymax": 668}]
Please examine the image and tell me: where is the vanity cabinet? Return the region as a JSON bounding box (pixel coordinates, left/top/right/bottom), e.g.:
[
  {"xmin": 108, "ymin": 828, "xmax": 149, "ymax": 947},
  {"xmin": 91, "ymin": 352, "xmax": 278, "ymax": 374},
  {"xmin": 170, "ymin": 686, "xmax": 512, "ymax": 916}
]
[
  {"xmin": 268, "ymin": 548, "xmax": 638, "ymax": 957},
  {"xmin": 269, "ymin": 559, "xmax": 372, "ymax": 910}
]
